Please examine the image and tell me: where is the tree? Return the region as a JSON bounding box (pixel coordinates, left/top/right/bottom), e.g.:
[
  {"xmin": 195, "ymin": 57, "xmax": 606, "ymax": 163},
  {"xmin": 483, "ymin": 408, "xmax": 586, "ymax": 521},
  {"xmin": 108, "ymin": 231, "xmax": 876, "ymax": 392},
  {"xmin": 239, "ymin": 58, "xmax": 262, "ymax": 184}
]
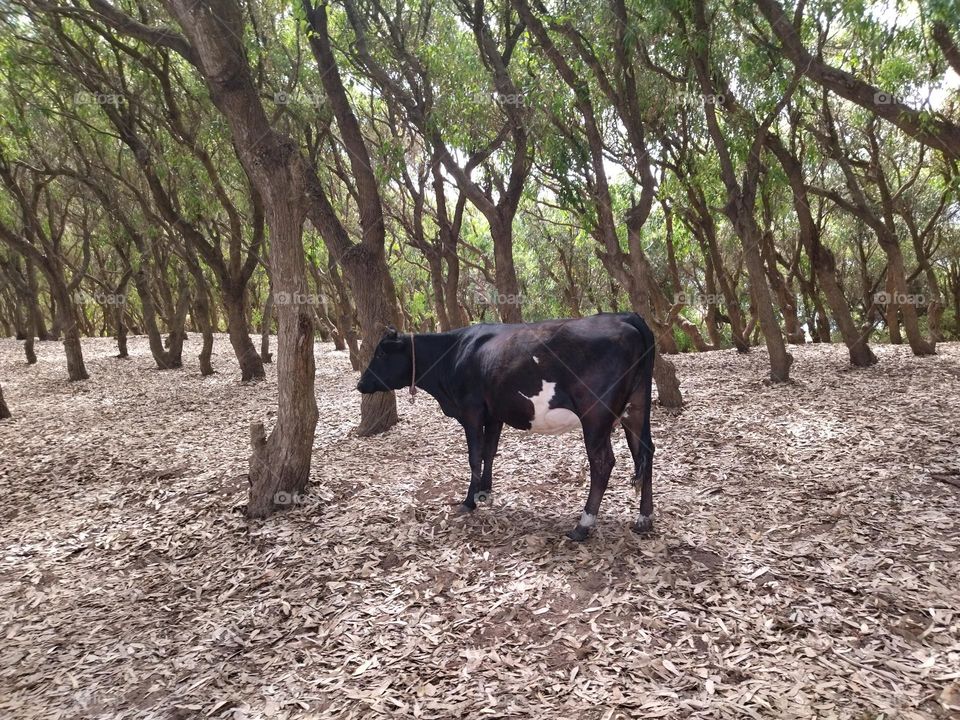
[
  {"xmin": 756, "ymin": 0, "xmax": 960, "ymax": 160},
  {"xmin": 0, "ymin": 382, "xmax": 10, "ymax": 419}
]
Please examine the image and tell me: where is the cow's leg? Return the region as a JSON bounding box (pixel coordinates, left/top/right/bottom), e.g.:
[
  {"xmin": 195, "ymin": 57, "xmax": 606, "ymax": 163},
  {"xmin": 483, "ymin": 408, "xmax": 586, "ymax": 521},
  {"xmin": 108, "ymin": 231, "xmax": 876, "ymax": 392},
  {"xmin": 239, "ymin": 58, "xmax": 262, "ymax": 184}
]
[
  {"xmin": 623, "ymin": 409, "xmax": 655, "ymax": 533},
  {"xmin": 457, "ymin": 416, "xmax": 485, "ymax": 513},
  {"xmin": 478, "ymin": 420, "xmax": 502, "ymax": 503},
  {"xmin": 624, "ymin": 358, "xmax": 656, "ymax": 533},
  {"xmin": 567, "ymin": 423, "xmax": 615, "ymax": 541}
]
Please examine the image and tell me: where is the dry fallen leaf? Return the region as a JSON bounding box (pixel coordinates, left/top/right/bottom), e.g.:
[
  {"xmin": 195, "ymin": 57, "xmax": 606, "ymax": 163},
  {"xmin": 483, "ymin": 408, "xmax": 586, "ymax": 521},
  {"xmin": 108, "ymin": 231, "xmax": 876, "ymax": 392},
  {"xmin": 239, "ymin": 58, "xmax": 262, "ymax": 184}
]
[{"xmin": 0, "ymin": 335, "xmax": 958, "ymax": 719}]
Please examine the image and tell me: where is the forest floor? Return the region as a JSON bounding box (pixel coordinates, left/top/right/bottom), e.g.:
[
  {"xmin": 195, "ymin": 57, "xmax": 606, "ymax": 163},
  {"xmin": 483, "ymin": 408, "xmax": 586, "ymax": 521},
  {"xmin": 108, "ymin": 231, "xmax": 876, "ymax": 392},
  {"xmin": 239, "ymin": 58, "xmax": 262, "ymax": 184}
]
[{"xmin": 0, "ymin": 334, "xmax": 959, "ymax": 720}]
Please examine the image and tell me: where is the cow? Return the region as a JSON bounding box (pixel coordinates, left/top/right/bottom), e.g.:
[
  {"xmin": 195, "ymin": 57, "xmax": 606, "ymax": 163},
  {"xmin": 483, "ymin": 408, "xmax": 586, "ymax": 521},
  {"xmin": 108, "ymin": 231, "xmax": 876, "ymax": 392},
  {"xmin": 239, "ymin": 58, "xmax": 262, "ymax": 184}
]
[{"xmin": 356, "ymin": 312, "xmax": 656, "ymax": 541}]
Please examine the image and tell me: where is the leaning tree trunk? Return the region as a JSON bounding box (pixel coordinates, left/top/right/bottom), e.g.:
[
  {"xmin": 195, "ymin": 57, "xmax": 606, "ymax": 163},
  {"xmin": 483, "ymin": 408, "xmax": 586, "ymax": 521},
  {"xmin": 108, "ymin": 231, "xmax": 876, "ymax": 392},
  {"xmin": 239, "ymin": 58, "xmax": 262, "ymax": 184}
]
[
  {"xmin": 883, "ymin": 270, "xmax": 903, "ymax": 344},
  {"xmin": 24, "ymin": 336, "xmax": 37, "ymax": 365},
  {"xmin": 247, "ymin": 199, "xmax": 318, "ymax": 517},
  {"xmin": 0, "ymin": 382, "xmax": 10, "ymax": 419},
  {"xmin": 260, "ymin": 284, "xmax": 274, "ymax": 363},
  {"xmin": 25, "ymin": 260, "xmax": 49, "ymax": 341},
  {"xmin": 764, "ymin": 132, "xmax": 877, "ymax": 366},
  {"xmin": 134, "ymin": 270, "xmax": 180, "ymax": 369},
  {"xmin": 735, "ymin": 211, "xmax": 793, "ymax": 382},
  {"xmin": 327, "ymin": 265, "xmax": 361, "ymax": 370},
  {"xmin": 51, "ymin": 281, "xmax": 88, "ymax": 381},
  {"xmin": 886, "ymin": 245, "xmax": 934, "ymax": 355},
  {"xmin": 223, "ymin": 287, "xmax": 266, "ymax": 381},
  {"xmin": 342, "ymin": 245, "xmax": 399, "ymax": 437},
  {"xmin": 194, "ymin": 291, "xmax": 216, "ymax": 377}
]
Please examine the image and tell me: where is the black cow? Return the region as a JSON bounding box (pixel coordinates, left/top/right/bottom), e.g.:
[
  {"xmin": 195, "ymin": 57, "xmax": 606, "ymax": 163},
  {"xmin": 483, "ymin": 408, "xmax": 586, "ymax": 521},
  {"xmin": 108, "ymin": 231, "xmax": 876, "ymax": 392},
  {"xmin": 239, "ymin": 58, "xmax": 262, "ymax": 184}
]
[{"xmin": 356, "ymin": 312, "xmax": 656, "ymax": 541}]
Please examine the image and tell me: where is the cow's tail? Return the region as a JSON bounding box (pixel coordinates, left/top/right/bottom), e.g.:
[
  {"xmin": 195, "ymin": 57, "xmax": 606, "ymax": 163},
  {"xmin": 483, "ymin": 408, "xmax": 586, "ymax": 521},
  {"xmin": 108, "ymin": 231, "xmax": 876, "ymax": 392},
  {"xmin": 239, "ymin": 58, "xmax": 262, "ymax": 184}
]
[{"xmin": 624, "ymin": 313, "xmax": 656, "ymax": 489}]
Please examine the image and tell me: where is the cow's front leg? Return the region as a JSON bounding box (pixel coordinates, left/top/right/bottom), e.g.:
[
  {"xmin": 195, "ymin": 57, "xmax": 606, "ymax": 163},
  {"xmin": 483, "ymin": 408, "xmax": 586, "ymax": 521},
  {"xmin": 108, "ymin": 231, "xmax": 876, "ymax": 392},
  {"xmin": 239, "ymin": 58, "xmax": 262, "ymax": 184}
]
[
  {"xmin": 567, "ymin": 424, "xmax": 615, "ymax": 541},
  {"xmin": 457, "ymin": 417, "xmax": 485, "ymax": 513},
  {"xmin": 477, "ymin": 420, "xmax": 503, "ymax": 504}
]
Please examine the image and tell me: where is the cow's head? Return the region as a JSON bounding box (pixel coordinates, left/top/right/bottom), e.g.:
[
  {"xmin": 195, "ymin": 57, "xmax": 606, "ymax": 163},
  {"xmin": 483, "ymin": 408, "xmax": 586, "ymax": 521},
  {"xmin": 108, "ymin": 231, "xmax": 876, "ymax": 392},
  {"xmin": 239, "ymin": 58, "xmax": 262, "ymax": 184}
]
[{"xmin": 356, "ymin": 327, "xmax": 412, "ymax": 393}]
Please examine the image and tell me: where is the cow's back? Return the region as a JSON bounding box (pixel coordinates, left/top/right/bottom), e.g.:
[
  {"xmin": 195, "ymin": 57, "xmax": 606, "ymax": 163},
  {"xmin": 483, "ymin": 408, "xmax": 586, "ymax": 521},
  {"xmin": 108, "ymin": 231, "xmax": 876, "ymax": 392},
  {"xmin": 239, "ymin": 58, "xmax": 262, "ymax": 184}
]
[{"xmin": 458, "ymin": 313, "xmax": 654, "ymax": 430}]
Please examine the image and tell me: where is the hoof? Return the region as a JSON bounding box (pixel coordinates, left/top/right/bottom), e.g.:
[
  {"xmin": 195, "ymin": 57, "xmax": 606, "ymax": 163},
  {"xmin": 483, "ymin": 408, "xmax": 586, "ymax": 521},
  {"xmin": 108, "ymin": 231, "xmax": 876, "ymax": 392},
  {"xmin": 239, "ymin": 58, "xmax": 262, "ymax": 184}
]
[
  {"xmin": 565, "ymin": 525, "xmax": 590, "ymax": 542},
  {"xmin": 632, "ymin": 515, "xmax": 654, "ymax": 534},
  {"xmin": 455, "ymin": 503, "xmax": 475, "ymax": 515}
]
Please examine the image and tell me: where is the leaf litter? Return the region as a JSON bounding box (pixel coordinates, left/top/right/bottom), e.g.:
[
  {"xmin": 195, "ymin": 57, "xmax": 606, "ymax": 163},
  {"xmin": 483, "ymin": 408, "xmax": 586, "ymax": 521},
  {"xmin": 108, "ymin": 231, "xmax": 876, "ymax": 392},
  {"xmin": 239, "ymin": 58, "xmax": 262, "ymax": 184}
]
[{"xmin": 0, "ymin": 335, "xmax": 958, "ymax": 719}]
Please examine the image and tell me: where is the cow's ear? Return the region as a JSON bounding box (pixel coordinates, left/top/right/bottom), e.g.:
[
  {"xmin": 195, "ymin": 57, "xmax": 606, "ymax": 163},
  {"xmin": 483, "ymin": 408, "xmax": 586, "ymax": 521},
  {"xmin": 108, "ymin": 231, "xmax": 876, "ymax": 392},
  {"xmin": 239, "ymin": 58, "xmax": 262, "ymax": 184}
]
[{"xmin": 384, "ymin": 325, "xmax": 398, "ymax": 339}]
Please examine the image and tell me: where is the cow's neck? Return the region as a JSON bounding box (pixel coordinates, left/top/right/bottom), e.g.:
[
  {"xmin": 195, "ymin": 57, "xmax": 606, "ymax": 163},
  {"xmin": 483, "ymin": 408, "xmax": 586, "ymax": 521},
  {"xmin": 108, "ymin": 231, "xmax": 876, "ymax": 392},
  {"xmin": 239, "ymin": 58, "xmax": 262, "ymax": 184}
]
[{"xmin": 410, "ymin": 332, "xmax": 458, "ymax": 400}]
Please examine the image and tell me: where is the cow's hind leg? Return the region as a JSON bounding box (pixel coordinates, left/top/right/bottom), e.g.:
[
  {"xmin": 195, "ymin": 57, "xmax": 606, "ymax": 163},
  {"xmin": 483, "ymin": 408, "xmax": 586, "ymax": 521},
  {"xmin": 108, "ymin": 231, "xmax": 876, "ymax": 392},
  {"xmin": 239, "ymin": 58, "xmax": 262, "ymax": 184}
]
[
  {"xmin": 477, "ymin": 420, "xmax": 502, "ymax": 504},
  {"xmin": 624, "ymin": 379, "xmax": 655, "ymax": 534},
  {"xmin": 457, "ymin": 416, "xmax": 485, "ymax": 513},
  {"xmin": 567, "ymin": 423, "xmax": 615, "ymax": 542}
]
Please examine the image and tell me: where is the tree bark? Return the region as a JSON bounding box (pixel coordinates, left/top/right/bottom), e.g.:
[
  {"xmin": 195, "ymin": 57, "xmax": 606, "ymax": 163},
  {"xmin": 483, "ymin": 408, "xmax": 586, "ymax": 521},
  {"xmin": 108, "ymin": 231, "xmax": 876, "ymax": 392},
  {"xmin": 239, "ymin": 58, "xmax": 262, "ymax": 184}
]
[
  {"xmin": 260, "ymin": 283, "xmax": 274, "ymax": 364},
  {"xmin": 341, "ymin": 245, "xmax": 399, "ymax": 436},
  {"xmin": 50, "ymin": 280, "xmax": 88, "ymax": 382},
  {"xmin": 193, "ymin": 290, "xmax": 215, "ymax": 377},
  {"xmin": 223, "ymin": 286, "xmax": 265, "ymax": 381},
  {"xmin": 0, "ymin": 382, "xmax": 10, "ymax": 419}
]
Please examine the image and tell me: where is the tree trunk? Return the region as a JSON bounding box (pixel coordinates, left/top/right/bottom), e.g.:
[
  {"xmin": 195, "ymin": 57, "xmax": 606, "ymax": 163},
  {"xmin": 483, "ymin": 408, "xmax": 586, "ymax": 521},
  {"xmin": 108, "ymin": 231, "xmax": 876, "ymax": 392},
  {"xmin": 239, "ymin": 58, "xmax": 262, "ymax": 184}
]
[
  {"xmin": 223, "ymin": 287, "xmax": 265, "ymax": 381},
  {"xmin": 25, "ymin": 260, "xmax": 49, "ymax": 341},
  {"xmin": 115, "ymin": 302, "xmax": 128, "ymax": 358},
  {"xmin": 341, "ymin": 245, "xmax": 399, "ymax": 437},
  {"xmin": 133, "ymin": 269, "xmax": 181, "ymax": 369},
  {"xmin": 322, "ymin": 260, "xmax": 361, "ymax": 370},
  {"xmin": 24, "ymin": 336, "xmax": 37, "ymax": 365},
  {"xmin": 260, "ymin": 284, "xmax": 274, "ymax": 363},
  {"xmin": 489, "ymin": 216, "xmax": 524, "ymax": 323},
  {"xmin": 193, "ymin": 290, "xmax": 216, "ymax": 377},
  {"xmin": 738, "ymin": 212, "xmax": 793, "ymax": 382},
  {"xmin": 163, "ymin": 284, "xmax": 192, "ymax": 369},
  {"xmin": 0, "ymin": 382, "xmax": 10, "ymax": 419},
  {"xmin": 52, "ymin": 281, "xmax": 88, "ymax": 382},
  {"xmin": 691, "ymin": 209, "xmax": 750, "ymax": 351},
  {"xmin": 884, "ymin": 244, "xmax": 934, "ymax": 355},
  {"xmin": 161, "ymin": 0, "xmax": 321, "ymax": 517},
  {"xmin": 426, "ymin": 252, "xmax": 450, "ymax": 332},
  {"xmin": 653, "ymin": 351, "xmax": 683, "ymax": 407},
  {"xmin": 246, "ymin": 201, "xmax": 318, "ymax": 518},
  {"xmin": 760, "ymin": 231, "xmax": 804, "ymax": 344},
  {"xmin": 764, "ymin": 132, "xmax": 876, "ymax": 366}
]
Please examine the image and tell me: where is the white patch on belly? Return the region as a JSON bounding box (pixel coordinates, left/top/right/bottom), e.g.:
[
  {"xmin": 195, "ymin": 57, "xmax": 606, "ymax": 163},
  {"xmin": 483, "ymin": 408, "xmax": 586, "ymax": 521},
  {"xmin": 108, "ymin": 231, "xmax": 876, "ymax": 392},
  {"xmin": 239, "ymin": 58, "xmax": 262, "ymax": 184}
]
[
  {"xmin": 532, "ymin": 355, "xmax": 540, "ymax": 364},
  {"xmin": 519, "ymin": 381, "xmax": 581, "ymax": 435}
]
